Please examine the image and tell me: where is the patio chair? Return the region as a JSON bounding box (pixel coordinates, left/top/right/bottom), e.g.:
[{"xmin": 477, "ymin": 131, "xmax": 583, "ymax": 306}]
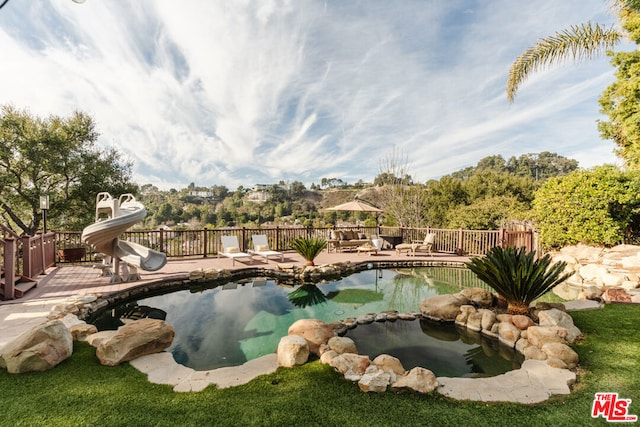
[
  {"xmin": 219, "ymin": 236, "xmax": 253, "ymax": 266},
  {"xmin": 248, "ymin": 234, "xmax": 284, "ymax": 263},
  {"xmin": 396, "ymin": 233, "xmax": 435, "ymax": 256}
]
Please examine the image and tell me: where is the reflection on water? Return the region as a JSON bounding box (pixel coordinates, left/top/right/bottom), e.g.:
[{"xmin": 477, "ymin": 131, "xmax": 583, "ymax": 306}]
[
  {"xmin": 345, "ymin": 319, "xmax": 523, "ymax": 378},
  {"xmin": 89, "ymin": 267, "xmax": 520, "ymax": 375},
  {"xmin": 287, "ymin": 284, "xmax": 328, "ymax": 307}
]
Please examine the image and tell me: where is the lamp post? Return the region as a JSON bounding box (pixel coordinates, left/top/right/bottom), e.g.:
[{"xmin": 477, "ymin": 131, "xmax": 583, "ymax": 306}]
[{"xmin": 40, "ymin": 195, "xmax": 49, "ymax": 233}]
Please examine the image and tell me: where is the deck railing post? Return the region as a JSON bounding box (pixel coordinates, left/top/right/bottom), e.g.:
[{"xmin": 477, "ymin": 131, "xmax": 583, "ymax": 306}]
[
  {"xmin": 203, "ymin": 228, "xmax": 208, "ymax": 258},
  {"xmin": 22, "ymin": 235, "xmax": 32, "ymax": 278},
  {"xmin": 3, "ymin": 237, "xmax": 16, "ymax": 300},
  {"xmin": 457, "ymin": 228, "xmax": 464, "ymax": 255}
]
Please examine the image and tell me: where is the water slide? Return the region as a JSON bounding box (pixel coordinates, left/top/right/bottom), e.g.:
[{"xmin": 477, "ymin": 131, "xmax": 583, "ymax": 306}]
[{"xmin": 81, "ymin": 193, "xmax": 167, "ymax": 282}]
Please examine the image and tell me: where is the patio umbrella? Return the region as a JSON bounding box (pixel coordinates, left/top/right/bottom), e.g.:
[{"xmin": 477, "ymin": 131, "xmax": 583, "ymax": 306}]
[{"xmin": 325, "ymin": 200, "xmax": 383, "ymax": 213}]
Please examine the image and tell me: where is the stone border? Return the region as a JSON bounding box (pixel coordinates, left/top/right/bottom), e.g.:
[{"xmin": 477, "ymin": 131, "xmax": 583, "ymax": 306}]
[
  {"xmin": 52, "ymin": 261, "xmax": 586, "ymax": 403},
  {"xmin": 78, "ymin": 260, "xmax": 467, "ymax": 322}
]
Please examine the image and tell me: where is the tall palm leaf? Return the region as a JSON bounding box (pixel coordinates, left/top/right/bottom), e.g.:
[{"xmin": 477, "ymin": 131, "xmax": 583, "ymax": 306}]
[
  {"xmin": 466, "ymin": 246, "xmax": 571, "ymax": 315},
  {"xmin": 507, "ymin": 22, "xmax": 621, "ymax": 102}
]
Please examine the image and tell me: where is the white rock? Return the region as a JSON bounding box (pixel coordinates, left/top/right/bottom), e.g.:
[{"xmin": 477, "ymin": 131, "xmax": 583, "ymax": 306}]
[
  {"xmin": 601, "ymin": 273, "xmax": 624, "ymax": 287},
  {"xmin": 277, "ymin": 335, "xmax": 309, "ymax": 368},
  {"xmin": 579, "ymin": 264, "xmax": 608, "ymax": 282},
  {"xmin": 537, "ymin": 309, "xmax": 582, "ymax": 343}
]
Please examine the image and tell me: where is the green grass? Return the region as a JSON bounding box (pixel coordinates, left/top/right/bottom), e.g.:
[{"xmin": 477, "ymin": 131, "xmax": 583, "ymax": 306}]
[{"xmin": 1, "ymin": 304, "xmax": 639, "ymax": 427}]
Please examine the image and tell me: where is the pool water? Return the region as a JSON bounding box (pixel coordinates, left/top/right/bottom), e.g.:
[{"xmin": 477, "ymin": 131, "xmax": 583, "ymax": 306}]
[
  {"xmin": 90, "ymin": 267, "xmax": 522, "ymax": 376},
  {"xmin": 345, "ymin": 318, "xmax": 523, "ymax": 378}
]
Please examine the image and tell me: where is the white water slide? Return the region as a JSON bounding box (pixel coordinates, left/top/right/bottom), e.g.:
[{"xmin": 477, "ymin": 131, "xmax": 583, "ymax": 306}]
[{"xmin": 81, "ymin": 192, "xmax": 167, "ymax": 283}]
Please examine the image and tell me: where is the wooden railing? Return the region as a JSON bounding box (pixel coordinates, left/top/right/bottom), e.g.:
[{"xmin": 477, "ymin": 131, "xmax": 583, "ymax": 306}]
[
  {"xmin": 54, "ymin": 226, "xmax": 536, "ymax": 263},
  {"xmin": 22, "ymin": 233, "xmax": 56, "ymax": 278},
  {"xmin": 1, "ymin": 225, "xmax": 56, "ymax": 300}
]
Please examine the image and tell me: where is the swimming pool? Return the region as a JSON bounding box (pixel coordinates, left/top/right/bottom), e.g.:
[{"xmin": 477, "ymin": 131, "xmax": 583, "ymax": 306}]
[{"xmin": 90, "ymin": 267, "xmax": 521, "ymax": 376}]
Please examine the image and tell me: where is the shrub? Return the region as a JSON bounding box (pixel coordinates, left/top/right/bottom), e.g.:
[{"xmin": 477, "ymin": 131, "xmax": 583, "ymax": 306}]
[
  {"xmin": 533, "ymin": 165, "xmax": 640, "ymax": 248},
  {"xmin": 466, "ymin": 246, "xmax": 571, "ymax": 315},
  {"xmin": 291, "ymin": 237, "xmax": 327, "ymax": 266}
]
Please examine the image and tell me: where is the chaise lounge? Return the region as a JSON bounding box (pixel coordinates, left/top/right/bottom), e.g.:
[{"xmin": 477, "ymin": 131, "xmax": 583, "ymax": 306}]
[
  {"xmin": 395, "ymin": 233, "xmax": 435, "ymax": 256},
  {"xmin": 248, "ymin": 234, "xmax": 284, "ymax": 263},
  {"xmin": 219, "ymin": 235, "xmax": 254, "ymax": 266}
]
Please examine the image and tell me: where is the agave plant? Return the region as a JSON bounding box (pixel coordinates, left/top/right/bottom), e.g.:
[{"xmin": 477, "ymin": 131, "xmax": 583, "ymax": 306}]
[
  {"xmin": 466, "ymin": 246, "xmax": 571, "ymax": 315},
  {"xmin": 291, "ymin": 236, "xmax": 327, "ymax": 266}
]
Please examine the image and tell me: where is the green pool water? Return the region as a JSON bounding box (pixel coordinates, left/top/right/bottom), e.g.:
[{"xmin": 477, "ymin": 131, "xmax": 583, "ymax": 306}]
[{"xmin": 90, "ymin": 267, "xmax": 522, "ymax": 376}]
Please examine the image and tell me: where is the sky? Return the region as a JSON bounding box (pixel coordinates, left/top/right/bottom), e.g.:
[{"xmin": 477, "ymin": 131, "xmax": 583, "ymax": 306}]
[{"xmin": 0, "ymin": 0, "xmax": 631, "ymax": 190}]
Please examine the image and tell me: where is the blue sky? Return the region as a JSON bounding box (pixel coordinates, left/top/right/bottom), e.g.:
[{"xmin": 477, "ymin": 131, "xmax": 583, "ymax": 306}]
[{"xmin": 0, "ymin": 0, "xmax": 629, "ymax": 190}]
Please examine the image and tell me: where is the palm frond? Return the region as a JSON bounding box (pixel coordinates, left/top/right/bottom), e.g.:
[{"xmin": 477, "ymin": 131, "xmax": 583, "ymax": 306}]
[{"xmin": 507, "ymin": 22, "xmax": 621, "ymax": 102}]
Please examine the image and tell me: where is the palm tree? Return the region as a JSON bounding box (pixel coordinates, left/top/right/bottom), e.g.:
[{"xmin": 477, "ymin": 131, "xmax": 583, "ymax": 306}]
[
  {"xmin": 466, "ymin": 246, "xmax": 571, "ymax": 315},
  {"xmin": 506, "ymin": 0, "xmax": 639, "ymax": 103},
  {"xmin": 290, "ymin": 236, "xmax": 327, "ymax": 266}
]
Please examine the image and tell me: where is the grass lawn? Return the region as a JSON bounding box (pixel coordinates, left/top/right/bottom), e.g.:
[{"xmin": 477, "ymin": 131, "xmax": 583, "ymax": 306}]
[{"xmin": 1, "ymin": 304, "xmax": 638, "ymax": 427}]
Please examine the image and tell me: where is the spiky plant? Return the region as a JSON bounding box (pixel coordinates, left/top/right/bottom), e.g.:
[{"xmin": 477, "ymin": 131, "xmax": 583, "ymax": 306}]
[
  {"xmin": 466, "ymin": 246, "xmax": 571, "ymax": 315},
  {"xmin": 290, "ymin": 236, "xmax": 327, "ymax": 266},
  {"xmin": 288, "ymin": 284, "xmax": 328, "ymax": 308}
]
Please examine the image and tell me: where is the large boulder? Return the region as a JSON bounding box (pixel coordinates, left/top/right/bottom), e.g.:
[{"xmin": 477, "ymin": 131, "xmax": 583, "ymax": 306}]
[
  {"xmin": 526, "ymin": 325, "xmax": 568, "ymax": 348},
  {"xmin": 372, "ymin": 354, "xmax": 406, "ymax": 376},
  {"xmin": 480, "ymin": 309, "xmax": 497, "ymax": 331},
  {"xmin": 511, "ymin": 315, "xmax": 535, "ymax": 331},
  {"xmin": 70, "ymin": 323, "xmax": 98, "ymax": 342},
  {"xmin": 358, "ymin": 366, "xmax": 392, "ymax": 393},
  {"xmin": 86, "ymin": 330, "xmax": 118, "ymax": 347},
  {"xmin": 330, "ymin": 353, "xmax": 371, "ymax": 381},
  {"xmin": 277, "ymin": 335, "xmax": 309, "ymax": 367},
  {"xmin": 498, "ymin": 321, "xmax": 520, "ymax": 347},
  {"xmin": 561, "ymin": 244, "xmax": 603, "ymax": 263},
  {"xmin": 96, "ymin": 318, "xmax": 174, "ymax": 366},
  {"xmin": 579, "ymin": 264, "xmax": 609, "ymax": 282},
  {"xmin": 602, "ymin": 288, "xmax": 633, "ymax": 303},
  {"xmin": 541, "ymin": 342, "xmax": 579, "ymax": 369},
  {"xmin": 420, "ymin": 293, "xmax": 469, "ymax": 321},
  {"xmin": 288, "ymin": 319, "xmax": 335, "ymax": 355},
  {"xmin": 391, "ymin": 367, "xmax": 438, "ymax": 394},
  {"xmin": 537, "ymin": 309, "xmax": 582, "ymax": 343},
  {"xmin": 327, "ymin": 336, "xmax": 357, "ymax": 355},
  {"xmin": 0, "ymin": 320, "xmax": 73, "ymax": 373},
  {"xmin": 459, "ymin": 287, "xmax": 494, "ymax": 308}
]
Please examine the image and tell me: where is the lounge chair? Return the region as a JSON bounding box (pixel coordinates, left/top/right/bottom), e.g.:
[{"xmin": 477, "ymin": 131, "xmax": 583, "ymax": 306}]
[
  {"xmin": 395, "ymin": 233, "xmax": 435, "ymax": 256},
  {"xmin": 219, "ymin": 236, "xmax": 253, "ymax": 266},
  {"xmin": 248, "ymin": 234, "xmax": 284, "ymax": 263}
]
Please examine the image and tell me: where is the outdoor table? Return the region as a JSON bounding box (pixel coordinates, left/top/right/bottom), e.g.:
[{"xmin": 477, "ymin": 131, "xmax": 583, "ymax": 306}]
[{"xmin": 378, "ymin": 235, "xmax": 402, "ymax": 249}]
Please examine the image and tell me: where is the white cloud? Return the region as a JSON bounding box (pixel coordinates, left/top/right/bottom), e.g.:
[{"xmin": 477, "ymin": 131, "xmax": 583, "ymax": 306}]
[{"xmin": 0, "ymin": 0, "xmax": 623, "ymax": 189}]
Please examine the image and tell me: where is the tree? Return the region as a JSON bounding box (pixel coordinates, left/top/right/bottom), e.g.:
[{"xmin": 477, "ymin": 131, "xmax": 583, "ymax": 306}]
[
  {"xmin": 506, "ymin": 1, "xmax": 640, "ymax": 167},
  {"xmin": 377, "ymin": 147, "xmax": 427, "ymax": 227},
  {"xmin": 598, "ymin": 49, "xmax": 640, "ymax": 169},
  {"xmin": 506, "ymin": 152, "xmax": 578, "ymax": 180},
  {"xmin": 447, "ymin": 196, "xmax": 531, "ymax": 230},
  {"xmin": 533, "ymin": 165, "xmax": 640, "ymax": 247},
  {"xmin": 0, "ymin": 105, "xmax": 136, "ymax": 234},
  {"xmin": 424, "ymin": 176, "xmax": 468, "ymax": 228},
  {"xmin": 506, "ymin": 1, "xmax": 638, "ymax": 101}
]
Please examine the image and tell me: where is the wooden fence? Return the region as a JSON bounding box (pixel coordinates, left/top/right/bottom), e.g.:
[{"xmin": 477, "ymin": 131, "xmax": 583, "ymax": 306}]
[{"xmin": 54, "ymin": 226, "xmax": 537, "ymax": 264}]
